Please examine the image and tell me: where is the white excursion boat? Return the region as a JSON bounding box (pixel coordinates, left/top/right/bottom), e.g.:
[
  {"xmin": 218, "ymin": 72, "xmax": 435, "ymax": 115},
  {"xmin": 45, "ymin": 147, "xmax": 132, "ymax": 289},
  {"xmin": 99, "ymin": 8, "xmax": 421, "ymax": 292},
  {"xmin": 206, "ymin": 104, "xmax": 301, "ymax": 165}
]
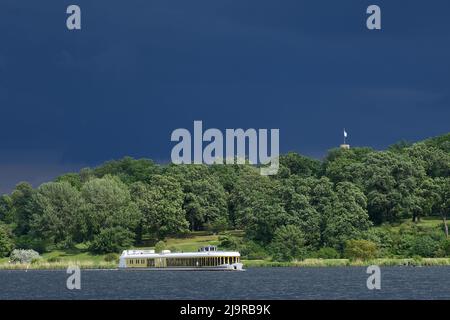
[{"xmin": 118, "ymin": 245, "xmax": 244, "ymax": 271}]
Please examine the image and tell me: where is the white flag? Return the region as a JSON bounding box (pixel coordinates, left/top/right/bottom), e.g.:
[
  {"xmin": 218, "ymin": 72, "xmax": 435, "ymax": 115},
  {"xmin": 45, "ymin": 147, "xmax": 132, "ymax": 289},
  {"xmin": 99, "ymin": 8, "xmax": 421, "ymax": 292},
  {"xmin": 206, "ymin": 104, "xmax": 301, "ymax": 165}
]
[{"xmin": 344, "ymin": 129, "xmax": 348, "ymax": 138}]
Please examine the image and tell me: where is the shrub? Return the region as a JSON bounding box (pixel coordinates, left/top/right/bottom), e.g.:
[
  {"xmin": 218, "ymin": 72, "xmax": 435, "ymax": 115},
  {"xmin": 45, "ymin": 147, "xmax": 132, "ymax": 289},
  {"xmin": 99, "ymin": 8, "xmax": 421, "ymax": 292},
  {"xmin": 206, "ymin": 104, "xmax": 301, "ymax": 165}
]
[
  {"xmin": 218, "ymin": 235, "xmax": 241, "ymax": 251},
  {"xmin": 104, "ymin": 253, "xmax": 119, "ymax": 262},
  {"xmin": 394, "ymin": 233, "xmax": 416, "ymax": 257},
  {"xmin": 344, "ymin": 239, "xmax": 378, "ymax": 260},
  {"xmin": 314, "ymin": 247, "xmax": 340, "ymax": 259},
  {"xmin": 398, "ymin": 222, "xmax": 418, "ymax": 235},
  {"xmin": 363, "ymin": 228, "xmax": 394, "ymax": 257},
  {"xmin": 0, "ymin": 224, "xmax": 14, "ymax": 257},
  {"xmin": 270, "ymin": 225, "xmax": 306, "ymax": 262},
  {"xmin": 240, "ymin": 241, "xmax": 268, "ymax": 260},
  {"xmin": 409, "ymin": 235, "xmax": 440, "ymax": 258},
  {"xmin": 89, "ymin": 227, "xmax": 134, "ymax": 254},
  {"xmin": 154, "ymin": 240, "xmax": 166, "ymax": 253},
  {"xmin": 9, "ymin": 249, "xmax": 41, "ymax": 264},
  {"xmin": 441, "ymin": 239, "xmax": 450, "ymax": 257},
  {"xmin": 394, "ymin": 225, "xmax": 445, "ymax": 257}
]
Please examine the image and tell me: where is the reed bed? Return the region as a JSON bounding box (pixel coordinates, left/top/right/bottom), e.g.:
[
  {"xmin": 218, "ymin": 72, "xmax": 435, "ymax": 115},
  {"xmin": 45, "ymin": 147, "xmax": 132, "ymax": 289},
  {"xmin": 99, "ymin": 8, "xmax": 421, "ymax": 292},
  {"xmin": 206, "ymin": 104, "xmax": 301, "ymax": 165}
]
[
  {"xmin": 243, "ymin": 258, "xmax": 450, "ymax": 268},
  {"xmin": 0, "ymin": 260, "xmax": 117, "ymax": 270},
  {"xmin": 1, "ymin": 258, "xmax": 450, "ymax": 270}
]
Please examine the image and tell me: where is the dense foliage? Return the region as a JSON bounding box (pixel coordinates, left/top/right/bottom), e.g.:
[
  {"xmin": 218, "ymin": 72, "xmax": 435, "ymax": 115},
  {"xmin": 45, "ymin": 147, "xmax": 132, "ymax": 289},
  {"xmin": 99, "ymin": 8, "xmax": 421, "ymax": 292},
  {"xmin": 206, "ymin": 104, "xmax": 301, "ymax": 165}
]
[
  {"xmin": 0, "ymin": 223, "xmax": 14, "ymax": 257},
  {"xmin": 0, "ymin": 134, "xmax": 449, "ymax": 260},
  {"xmin": 343, "ymin": 239, "xmax": 378, "ymax": 260}
]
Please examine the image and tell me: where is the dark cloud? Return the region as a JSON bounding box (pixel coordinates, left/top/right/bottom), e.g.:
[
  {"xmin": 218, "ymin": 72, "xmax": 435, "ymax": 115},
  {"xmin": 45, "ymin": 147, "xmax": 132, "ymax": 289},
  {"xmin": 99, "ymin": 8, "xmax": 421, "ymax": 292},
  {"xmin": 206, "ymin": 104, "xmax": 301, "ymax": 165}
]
[{"xmin": 0, "ymin": 0, "xmax": 449, "ymax": 193}]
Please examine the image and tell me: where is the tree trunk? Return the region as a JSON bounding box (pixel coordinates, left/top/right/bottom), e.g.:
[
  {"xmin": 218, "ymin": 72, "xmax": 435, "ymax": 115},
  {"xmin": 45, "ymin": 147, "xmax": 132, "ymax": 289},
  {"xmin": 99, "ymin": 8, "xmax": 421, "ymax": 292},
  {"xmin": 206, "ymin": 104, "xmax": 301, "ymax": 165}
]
[
  {"xmin": 190, "ymin": 217, "xmax": 195, "ymax": 231},
  {"xmin": 443, "ymin": 215, "xmax": 449, "ymax": 238},
  {"xmin": 135, "ymin": 224, "xmax": 143, "ymax": 244}
]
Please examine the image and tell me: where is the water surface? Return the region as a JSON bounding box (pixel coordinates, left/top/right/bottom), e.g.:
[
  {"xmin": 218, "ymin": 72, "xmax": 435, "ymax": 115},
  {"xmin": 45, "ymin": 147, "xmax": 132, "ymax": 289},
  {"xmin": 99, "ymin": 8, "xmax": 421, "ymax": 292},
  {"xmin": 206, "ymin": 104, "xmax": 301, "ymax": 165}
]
[{"xmin": 0, "ymin": 267, "xmax": 449, "ymax": 299}]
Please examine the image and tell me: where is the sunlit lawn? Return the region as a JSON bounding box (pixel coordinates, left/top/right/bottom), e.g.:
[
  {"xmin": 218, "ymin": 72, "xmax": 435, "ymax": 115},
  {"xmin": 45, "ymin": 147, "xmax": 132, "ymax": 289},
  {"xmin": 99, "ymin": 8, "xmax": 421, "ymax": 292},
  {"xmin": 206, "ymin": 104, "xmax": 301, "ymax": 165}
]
[
  {"xmin": 373, "ymin": 217, "xmax": 443, "ymax": 232},
  {"xmin": 136, "ymin": 230, "xmax": 244, "ymax": 252}
]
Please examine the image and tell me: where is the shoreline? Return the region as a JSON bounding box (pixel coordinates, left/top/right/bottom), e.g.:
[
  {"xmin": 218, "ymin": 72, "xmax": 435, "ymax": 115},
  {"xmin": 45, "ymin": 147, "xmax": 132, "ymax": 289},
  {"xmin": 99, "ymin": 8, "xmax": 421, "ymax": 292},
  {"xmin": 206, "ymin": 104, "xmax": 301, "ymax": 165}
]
[
  {"xmin": 1, "ymin": 258, "xmax": 450, "ymax": 270},
  {"xmin": 243, "ymin": 258, "xmax": 450, "ymax": 268}
]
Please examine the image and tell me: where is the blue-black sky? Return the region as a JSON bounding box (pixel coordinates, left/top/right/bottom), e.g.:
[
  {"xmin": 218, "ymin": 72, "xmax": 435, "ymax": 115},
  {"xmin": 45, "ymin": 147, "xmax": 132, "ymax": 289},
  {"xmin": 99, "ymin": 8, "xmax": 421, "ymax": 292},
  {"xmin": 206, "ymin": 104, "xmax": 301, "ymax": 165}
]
[{"xmin": 0, "ymin": 0, "xmax": 449, "ymax": 193}]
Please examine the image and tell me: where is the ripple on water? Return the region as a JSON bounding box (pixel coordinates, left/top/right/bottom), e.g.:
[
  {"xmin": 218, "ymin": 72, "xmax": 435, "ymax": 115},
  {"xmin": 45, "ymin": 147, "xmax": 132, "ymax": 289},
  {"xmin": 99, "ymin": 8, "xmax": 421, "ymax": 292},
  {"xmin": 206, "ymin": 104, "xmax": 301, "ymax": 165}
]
[{"xmin": 0, "ymin": 267, "xmax": 449, "ymax": 300}]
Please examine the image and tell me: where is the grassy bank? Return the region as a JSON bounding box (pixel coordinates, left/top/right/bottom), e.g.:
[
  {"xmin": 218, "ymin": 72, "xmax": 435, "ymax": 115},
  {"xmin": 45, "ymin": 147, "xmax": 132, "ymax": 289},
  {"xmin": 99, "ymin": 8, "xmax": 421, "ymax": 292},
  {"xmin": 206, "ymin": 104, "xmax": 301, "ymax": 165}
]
[
  {"xmin": 2, "ymin": 258, "xmax": 450, "ymax": 270},
  {"xmin": 0, "ymin": 260, "xmax": 117, "ymax": 270},
  {"xmin": 243, "ymin": 258, "xmax": 450, "ymax": 268}
]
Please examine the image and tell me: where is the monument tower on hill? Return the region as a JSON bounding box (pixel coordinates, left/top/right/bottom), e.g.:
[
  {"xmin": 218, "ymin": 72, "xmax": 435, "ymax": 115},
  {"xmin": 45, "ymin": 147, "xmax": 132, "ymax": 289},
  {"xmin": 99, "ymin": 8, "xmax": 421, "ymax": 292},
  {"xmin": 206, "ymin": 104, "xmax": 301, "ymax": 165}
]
[{"xmin": 340, "ymin": 129, "xmax": 350, "ymax": 149}]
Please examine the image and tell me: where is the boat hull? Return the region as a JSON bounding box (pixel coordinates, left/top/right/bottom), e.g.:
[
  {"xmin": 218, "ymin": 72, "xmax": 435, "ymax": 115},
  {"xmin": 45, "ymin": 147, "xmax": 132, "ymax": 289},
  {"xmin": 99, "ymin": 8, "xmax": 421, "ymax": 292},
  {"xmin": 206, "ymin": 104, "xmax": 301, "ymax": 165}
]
[{"xmin": 119, "ymin": 263, "xmax": 245, "ymax": 271}]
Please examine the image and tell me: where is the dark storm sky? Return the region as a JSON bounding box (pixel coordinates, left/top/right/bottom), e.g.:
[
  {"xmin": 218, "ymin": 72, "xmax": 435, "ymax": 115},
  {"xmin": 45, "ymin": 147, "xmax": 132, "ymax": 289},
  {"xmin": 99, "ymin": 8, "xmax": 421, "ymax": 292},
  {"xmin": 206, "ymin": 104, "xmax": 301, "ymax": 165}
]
[{"xmin": 0, "ymin": 0, "xmax": 449, "ymax": 194}]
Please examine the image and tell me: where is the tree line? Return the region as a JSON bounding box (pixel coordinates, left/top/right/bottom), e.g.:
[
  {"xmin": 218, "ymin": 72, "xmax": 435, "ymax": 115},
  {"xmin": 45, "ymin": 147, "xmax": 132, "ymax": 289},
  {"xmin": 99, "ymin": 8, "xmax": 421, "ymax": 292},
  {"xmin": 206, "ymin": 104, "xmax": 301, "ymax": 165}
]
[{"xmin": 0, "ymin": 133, "xmax": 449, "ymax": 260}]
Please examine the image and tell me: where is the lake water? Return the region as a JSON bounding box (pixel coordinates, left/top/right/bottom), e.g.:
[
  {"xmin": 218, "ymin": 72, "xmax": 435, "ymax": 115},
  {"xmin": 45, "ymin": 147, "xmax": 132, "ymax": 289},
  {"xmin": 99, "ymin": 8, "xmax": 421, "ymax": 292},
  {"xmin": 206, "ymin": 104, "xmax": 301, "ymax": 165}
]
[{"xmin": 0, "ymin": 267, "xmax": 449, "ymax": 300}]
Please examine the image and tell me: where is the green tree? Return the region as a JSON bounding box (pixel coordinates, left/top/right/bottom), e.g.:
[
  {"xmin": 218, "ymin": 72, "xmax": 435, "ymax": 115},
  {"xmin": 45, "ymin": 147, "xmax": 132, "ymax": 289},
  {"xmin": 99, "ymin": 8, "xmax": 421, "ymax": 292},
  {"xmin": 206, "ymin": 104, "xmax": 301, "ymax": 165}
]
[
  {"xmin": 240, "ymin": 241, "xmax": 268, "ymax": 260},
  {"xmin": 322, "ymin": 182, "xmax": 372, "ymax": 250},
  {"xmin": 362, "ymin": 152, "xmax": 426, "ymax": 224},
  {"xmin": 154, "ymin": 240, "xmax": 166, "ymax": 253},
  {"xmin": 230, "ymin": 169, "xmax": 289, "ymax": 243},
  {"xmin": 94, "ymin": 157, "xmax": 160, "ymax": 184},
  {"xmin": 406, "ymin": 143, "xmax": 450, "ymax": 177},
  {"xmin": 409, "ymin": 235, "xmax": 441, "ymax": 258},
  {"xmin": 324, "ymin": 147, "xmax": 374, "ymax": 185},
  {"xmin": 9, "ymin": 182, "xmax": 35, "ymax": 236},
  {"xmin": 130, "ymin": 176, "xmax": 188, "ymax": 240},
  {"xmin": 89, "ymin": 227, "xmax": 135, "ymax": 253},
  {"xmin": 278, "ymin": 176, "xmax": 321, "ymax": 248},
  {"xmin": 81, "ymin": 175, "xmax": 141, "ymax": 243},
  {"xmin": 270, "ymin": 225, "xmax": 306, "ymax": 262},
  {"xmin": 31, "ymin": 181, "xmax": 85, "ymax": 247},
  {"xmin": 424, "ymin": 133, "xmax": 450, "ymax": 153},
  {"xmin": 218, "ymin": 234, "xmax": 242, "ymax": 250},
  {"xmin": 0, "ymin": 223, "xmax": 14, "ymax": 257},
  {"xmin": 165, "ymin": 164, "xmax": 229, "ymax": 230},
  {"xmin": 0, "ymin": 195, "xmax": 13, "ymax": 223},
  {"xmin": 388, "ymin": 140, "xmax": 412, "ymax": 153},
  {"xmin": 204, "ymin": 216, "xmax": 229, "ymax": 234},
  {"xmin": 436, "ymin": 177, "xmax": 450, "ymax": 237},
  {"xmin": 183, "ymin": 176, "xmax": 228, "ymax": 231},
  {"xmin": 404, "ymin": 177, "xmax": 440, "ymax": 223},
  {"xmin": 55, "ymin": 173, "xmax": 83, "ymax": 189},
  {"xmin": 230, "ymin": 167, "xmax": 280, "ymax": 230},
  {"xmin": 441, "ymin": 238, "xmax": 450, "ymax": 256},
  {"xmin": 279, "ymin": 152, "xmax": 322, "ymax": 177}
]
